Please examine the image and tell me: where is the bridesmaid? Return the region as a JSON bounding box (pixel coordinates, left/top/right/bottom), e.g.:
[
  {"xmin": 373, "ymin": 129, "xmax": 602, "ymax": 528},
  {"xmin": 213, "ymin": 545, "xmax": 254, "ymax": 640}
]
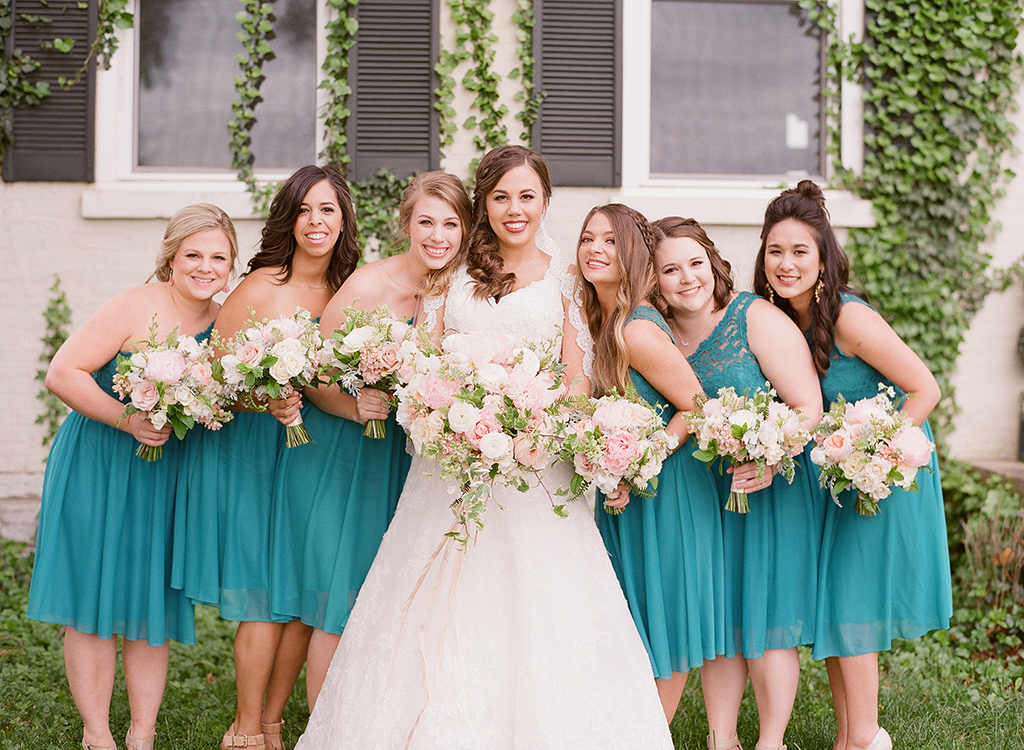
[
  {"xmin": 180, "ymin": 166, "xmax": 360, "ymax": 750},
  {"xmin": 27, "ymin": 204, "xmax": 237, "ymax": 750},
  {"xmin": 267, "ymin": 171, "xmax": 472, "ymax": 710},
  {"xmin": 652, "ymin": 216, "xmax": 822, "ymax": 750},
  {"xmin": 752, "ymin": 181, "xmax": 952, "ymax": 750},
  {"xmin": 577, "ymin": 203, "xmax": 726, "ymax": 724}
]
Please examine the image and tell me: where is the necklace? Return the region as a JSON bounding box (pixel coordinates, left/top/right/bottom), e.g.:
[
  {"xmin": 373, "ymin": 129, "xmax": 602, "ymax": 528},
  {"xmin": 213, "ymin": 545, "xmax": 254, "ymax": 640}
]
[
  {"xmin": 671, "ymin": 314, "xmax": 718, "ymax": 348},
  {"xmin": 292, "ymin": 276, "xmax": 329, "ymax": 290}
]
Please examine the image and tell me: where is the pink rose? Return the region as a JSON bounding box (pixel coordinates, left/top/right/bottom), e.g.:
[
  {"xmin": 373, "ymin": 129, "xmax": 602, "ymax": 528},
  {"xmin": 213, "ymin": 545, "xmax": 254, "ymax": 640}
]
[
  {"xmin": 887, "ymin": 425, "xmax": 933, "ymax": 467},
  {"xmin": 823, "ymin": 430, "xmax": 855, "ymax": 463},
  {"xmin": 603, "ymin": 429, "xmax": 640, "ymax": 476},
  {"xmin": 145, "ymin": 349, "xmax": 187, "ymax": 384},
  {"xmin": 420, "ymin": 372, "xmax": 460, "ymax": 410},
  {"xmin": 593, "ymin": 400, "xmax": 637, "ymax": 431},
  {"xmin": 189, "ymin": 362, "xmax": 213, "ymax": 386},
  {"xmin": 131, "ymin": 380, "xmax": 160, "ymax": 411},
  {"xmin": 701, "ymin": 398, "xmax": 724, "ymax": 416},
  {"xmin": 237, "ymin": 341, "xmax": 265, "ymax": 367},
  {"xmin": 513, "ymin": 435, "xmax": 547, "ymax": 467},
  {"xmin": 574, "ymin": 450, "xmax": 597, "ymax": 479},
  {"xmin": 525, "ymin": 412, "xmax": 544, "ymax": 433}
]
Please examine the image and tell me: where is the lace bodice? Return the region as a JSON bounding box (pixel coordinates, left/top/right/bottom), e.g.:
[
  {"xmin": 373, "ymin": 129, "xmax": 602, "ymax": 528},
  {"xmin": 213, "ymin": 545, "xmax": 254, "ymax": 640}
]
[
  {"xmin": 687, "ymin": 292, "xmax": 767, "ymax": 397},
  {"xmin": 624, "ymin": 306, "xmax": 677, "ymax": 421},
  {"xmin": 817, "ymin": 293, "xmax": 899, "ymax": 407}
]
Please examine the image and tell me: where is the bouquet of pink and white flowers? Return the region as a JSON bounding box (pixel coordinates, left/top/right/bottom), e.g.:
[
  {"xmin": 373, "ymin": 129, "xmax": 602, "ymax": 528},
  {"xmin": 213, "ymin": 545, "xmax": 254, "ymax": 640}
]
[
  {"xmin": 395, "ymin": 331, "xmax": 567, "ymax": 548},
  {"xmin": 322, "ymin": 304, "xmax": 422, "ymax": 439},
  {"xmin": 556, "ymin": 387, "xmax": 677, "ymax": 515},
  {"xmin": 810, "ymin": 386, "xmax": 934, "ymax": 516},
  {"xmin": 684, "ymin": 384, "xmax": 811, "ymax": 513},
  {"xmin": 113, "ymin": 319, "xmax": 233, "ymax": 460},
  {"xmin": 217, "ymin": 307, "xmax": 328, "ymax": 447}
]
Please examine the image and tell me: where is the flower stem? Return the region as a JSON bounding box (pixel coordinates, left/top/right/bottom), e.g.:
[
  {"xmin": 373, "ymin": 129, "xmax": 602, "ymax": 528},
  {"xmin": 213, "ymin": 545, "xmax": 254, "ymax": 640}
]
[
  {"xmin": 364, "ymin": 418, "xmax": 387, "ymax": 439},
  {"xmin": 725, "ymin": 491, "xmax": 750, "ymax": 514}
]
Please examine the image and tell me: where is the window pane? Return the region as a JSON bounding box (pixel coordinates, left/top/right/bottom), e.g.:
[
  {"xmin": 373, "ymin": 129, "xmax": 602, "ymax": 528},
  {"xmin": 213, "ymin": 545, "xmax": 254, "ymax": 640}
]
[
  {"xmin": 137, "ymin": 0, "xmax": 316, "ymax": 170},
  {"xmin": 650, "ymin": 0, "xmax": 822, "ymax": 177}
]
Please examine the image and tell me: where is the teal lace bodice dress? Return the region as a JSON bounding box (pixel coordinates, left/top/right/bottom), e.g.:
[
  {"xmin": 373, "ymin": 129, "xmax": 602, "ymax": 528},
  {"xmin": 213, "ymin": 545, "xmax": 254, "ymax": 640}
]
[
  {"xmin": 26, "ymin": 324, "xmax": 216, "ymax": 645},
  {"xmin": 687, "ymin": 291, "xmax": 823, "ymax": 658},
  {"xmin": 595, "ymin": 305, "xmax": 726, "ymax": 676},
  {"xmin": 811, "ymin": 293, "xmax": 952, "ymax": 658}
]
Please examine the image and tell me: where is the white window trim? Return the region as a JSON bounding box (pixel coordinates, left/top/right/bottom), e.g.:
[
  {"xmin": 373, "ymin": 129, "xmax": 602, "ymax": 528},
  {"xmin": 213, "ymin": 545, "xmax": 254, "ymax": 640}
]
[
  {"xmin": 82, "ymin": 0, "xmax": 334, "ymax": 220},
  {"xmin": 619, "ymin": 0, "xmax": 871, "ymax": 228}
]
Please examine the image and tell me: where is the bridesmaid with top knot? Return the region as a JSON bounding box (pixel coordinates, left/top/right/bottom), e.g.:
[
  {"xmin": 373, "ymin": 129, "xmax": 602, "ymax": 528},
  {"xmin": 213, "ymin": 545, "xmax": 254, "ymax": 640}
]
[
  {"xmin": 266, "ymin": 171, "xmax": 472, "ymax": 710},
  {"xmin": 28, "ymin": 204, "xmax": 238, "ymax": 750},
  {"xmin": 577, "ymin": 203, "xmax": 727, "ymax": 725},
  {"xmin": 178, "ymin": 166, "xmax": 360, "ymax": 750},
  {"xmin": 753, "ymin": 180, "xmax": 952, "ymax": 750},
  {"xmin": 652, "ymin": 216, "xmax": 822, "ymax": 750}
]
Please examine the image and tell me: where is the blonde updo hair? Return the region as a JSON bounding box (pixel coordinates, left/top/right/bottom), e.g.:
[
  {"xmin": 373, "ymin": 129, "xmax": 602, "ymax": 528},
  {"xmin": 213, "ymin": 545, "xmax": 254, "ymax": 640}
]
[
  {"xmin": 397, "ymin": 171, "xmax": 473, "ymax": 298},
  {"xmin": 152, "ymin": 203, "xmax": 239, "ymax": 282}
]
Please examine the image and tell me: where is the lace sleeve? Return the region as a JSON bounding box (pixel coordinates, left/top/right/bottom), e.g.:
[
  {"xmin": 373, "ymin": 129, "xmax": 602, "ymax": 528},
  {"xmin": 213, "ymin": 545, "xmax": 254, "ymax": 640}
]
[
  {"xmin": 538, "ymin": 222, "xmax": 595, "ymax": 379},
  {"xmin": 421, "ymin": 291, "xmax": 445, "ymax": 332}
]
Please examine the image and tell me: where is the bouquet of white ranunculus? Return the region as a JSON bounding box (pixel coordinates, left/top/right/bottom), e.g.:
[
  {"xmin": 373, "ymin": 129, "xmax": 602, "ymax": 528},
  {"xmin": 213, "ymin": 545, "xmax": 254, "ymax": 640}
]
[
  {"xmin": 216, "ymin": 307, "xmax": 328, "ymax": 447},
  {"xmin": 113, "ymin": 319, "xmax": 233, "ymax": 460},
  {"xmin": 684, "ymin": 384, "xmax": 811, "ymax": 513},
  {"xmin": 811, "ymin": 386, "xmax": 934, "ymax": 516},
  {"xmin": 555, "ymin": 386, "xmax": 677, "ymax": 515},
  {"xmin": 394, "ymin": 330, "xmax": 567, "ymax": 548},
  {"xmin": 322, "ymin": 304, "xmax": 424, "ymax": 439}
]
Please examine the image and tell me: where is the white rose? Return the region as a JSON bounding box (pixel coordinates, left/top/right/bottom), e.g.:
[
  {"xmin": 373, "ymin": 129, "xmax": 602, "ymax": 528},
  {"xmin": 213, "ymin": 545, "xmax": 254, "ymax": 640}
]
[
  {"xmin": 270, "ymin": 339, "xmax": 308, "ymax": 381},
  {"xmin": 895, "ymin": 465, "xmax": 918, "ymax": 490},
  {"xmin": 339, "ymin": 325, "xmax": 376, "ymax": 355},
  {"xmin": 447, "ymin": 400, "xmax": 481, "ymax": 434},
  {"xmin": 130, "ymin": 351, "xmax": 148, "ymax": 369},
  {"xmin": 512, "ymin": 347, "xmax": 541, "ymax": 378},
  {"xmin": 149, "ymin": 410, "xmax": 168, "ymax": 430},
  {"xmin": 174, "ymin": 386, "xmax": 196, "ymax": 409},
  {"xmin": 475, "ymin": 362, "xmax": 509, "ymax": 391},
  {"xmin": 479, "ymin": 431, "xmax": 513, "ymax": 461},
  {"xmin": 729, "ymin": 409, "xmax": 759, "ymax": 431}
]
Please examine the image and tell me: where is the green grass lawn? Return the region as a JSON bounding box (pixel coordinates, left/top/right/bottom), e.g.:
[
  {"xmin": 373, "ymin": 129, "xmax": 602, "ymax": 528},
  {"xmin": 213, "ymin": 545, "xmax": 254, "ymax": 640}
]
[{"xmin": 2, "ymin": 538, "xmax": 1022, "ymax": 749}]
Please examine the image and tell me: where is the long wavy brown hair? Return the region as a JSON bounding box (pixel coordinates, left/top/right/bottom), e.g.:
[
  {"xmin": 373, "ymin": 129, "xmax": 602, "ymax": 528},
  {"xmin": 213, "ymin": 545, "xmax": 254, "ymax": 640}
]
[
  {"xmin": 575, "ymin": 204, "xmax": 659, "ymax": 396},
  {"xmin": 752, "ymin": 179, "xmax": 865, "ymax": 377},
  {"xmin": 650, "ymin": 216, "xmax": 734, "ymax": 317},
  {"xmin": 466, "ymin": 145, "xmax": 552, "ymax": 301},
  {"xmin": 396, "ymin": 171, "xmax": 473, "ymax": 299},
  {"xmin": 247, "ymin": 165, "xmax": 360, "ymax": 293}
]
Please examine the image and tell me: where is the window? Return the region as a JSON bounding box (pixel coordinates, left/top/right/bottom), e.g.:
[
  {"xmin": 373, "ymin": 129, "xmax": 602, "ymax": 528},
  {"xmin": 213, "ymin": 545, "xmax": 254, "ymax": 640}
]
[{"xmin": 649, "ymin": 0, "xmax": 824, "ymax": 178}]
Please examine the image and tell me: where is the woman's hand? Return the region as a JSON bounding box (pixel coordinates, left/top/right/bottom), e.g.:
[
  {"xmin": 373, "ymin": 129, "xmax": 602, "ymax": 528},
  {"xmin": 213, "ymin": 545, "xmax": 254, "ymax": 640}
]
[
  {"xmin": 121, "ymin": 412, "xmax": 172, "ymax": 446},
  {"xmin": 268, "ymin": 391, "xmax": 303, "ymax": 426},
  {"xmin": 603, "ymin": 481, "xmax": 632, "ymax": 511},
  {"xmin": 727, "ymin": 461, "xmax": 775, "ymax": 494},
  {"xmin": 355, "ymin": 388, "xmax": 392, "ymax": 425}
]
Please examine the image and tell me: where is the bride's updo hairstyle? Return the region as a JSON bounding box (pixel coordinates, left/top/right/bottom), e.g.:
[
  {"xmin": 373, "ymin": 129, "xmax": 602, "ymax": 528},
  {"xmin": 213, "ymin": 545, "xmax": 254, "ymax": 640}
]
[
  {"xmin": 467, "ymin": 145, "xmax": 553, "ymax": 301},
  {"xmin": 650, "ymin": 216, "xmax": 734, "ymax": 317},
  {"xmin": 752, "ymin": 179, "xmax": 863, "ymax": 377},
  {"xmin": 576, "ymin": 203, "xmax": 658, "ymax": 396},
  {"xmin": 397, "ymin": 171, "xmax": 473, "ymax": 298}
]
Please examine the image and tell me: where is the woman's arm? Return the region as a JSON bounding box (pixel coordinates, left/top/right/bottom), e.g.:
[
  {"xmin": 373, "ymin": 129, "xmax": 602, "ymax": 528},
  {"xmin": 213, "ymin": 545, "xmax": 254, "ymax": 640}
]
[{"xmin": 834, "ymin": 301, "xmax": 940, "ymax": 425}]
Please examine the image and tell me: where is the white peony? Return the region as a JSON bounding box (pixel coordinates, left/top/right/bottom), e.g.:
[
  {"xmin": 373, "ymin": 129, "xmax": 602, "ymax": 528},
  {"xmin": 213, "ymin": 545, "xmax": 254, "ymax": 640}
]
[
  {"xmin": 511, "ymin": 347, "xmax": 541, "ymax": 377},
  {"xmin": 220, "ymin": 354, "xmax": 245, "ymax": 386},
  {"xmin": 479, "ymin": 431, "xmax": 513, "ymax": 461}
]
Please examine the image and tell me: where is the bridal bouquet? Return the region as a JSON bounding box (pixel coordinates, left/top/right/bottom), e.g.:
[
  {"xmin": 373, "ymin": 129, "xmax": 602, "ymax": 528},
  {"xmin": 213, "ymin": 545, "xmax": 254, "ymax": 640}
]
[
  {"xmin": 217, "ymin": 307, "xmax": 328, "ymax": 447},
  {"xmin": 322, "ymin": 304, "xmax": 421, "ymax": 439},
  {"xmin": 555, "ymin": 388, "xmax": 677, "ymax": 515},
  {"xmin": 810, "ymin": 386, "xmax": 934, "ymax": 516},
  {"xmin": 395, "ymin": 331, "xmax": 566, "ymax": 548},
  {"xmin": 113, "ymin": 320, "xmax": 233, "ymax": 460},
  {"xmin": 684, "ymin": 384, "xmax": 811, "ymax": 513}
]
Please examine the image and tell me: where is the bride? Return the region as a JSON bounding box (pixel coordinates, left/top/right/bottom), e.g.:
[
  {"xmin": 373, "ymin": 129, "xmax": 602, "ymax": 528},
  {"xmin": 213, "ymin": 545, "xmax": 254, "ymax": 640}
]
[{"xmin": 294, "ymin": 146, "xmax": 673, "ymax": 749}]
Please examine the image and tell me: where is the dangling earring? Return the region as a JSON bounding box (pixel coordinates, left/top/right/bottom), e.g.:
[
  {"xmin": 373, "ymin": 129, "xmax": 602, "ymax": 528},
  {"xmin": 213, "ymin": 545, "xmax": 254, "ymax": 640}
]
[
  {"xmin": 168, "ymin": 275, "xmax": 174, "ymax": 287},
  {"xmin": 223, "ymin": 284, "xmax": 230, "ymax": 294},
  {"xmin": 766, "ymin": 284, "xmax": 775, "ymax": 304},
  {"xmin": 814, "ymin": 277, "xmax": 823, "ymax": 304}
]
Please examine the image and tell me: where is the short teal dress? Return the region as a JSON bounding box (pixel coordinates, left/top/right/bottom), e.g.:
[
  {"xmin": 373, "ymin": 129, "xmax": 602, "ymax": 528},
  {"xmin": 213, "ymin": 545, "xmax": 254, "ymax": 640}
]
[
  {"xmin": 687, "ymin": 292, "xmax": 823, "ymax": 658},
  {"xmin": 26, "ymin": 333, "xmax": 211, "ymax": 645},
  {"xmin": 268, "ymin": 402, "xmax": 410, "ymax": 632},
  {"xmin": 812, "ymin": 293, "xmax": 952, "ymax": 658},
  {"xmin": 596, "ymin": 305, "xmax": 726, "ymax": 677},
  {"xmin": 174, "ymin": 410, "xmax": 289, "ymax": 622}
]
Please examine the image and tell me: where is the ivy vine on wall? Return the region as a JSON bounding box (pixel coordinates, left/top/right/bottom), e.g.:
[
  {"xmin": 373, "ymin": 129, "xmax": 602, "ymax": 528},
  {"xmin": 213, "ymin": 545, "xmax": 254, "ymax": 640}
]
[
  {"xmin": 510, "ymin": 0, "xmax": 541, "ymax": 143},
  {"xmin": 802, "ymin": 0, "xmax": 1024, "ymax": 439},
  {"xmin": 0, "ymin": 0, "xmax": 51, "ymax": 165},
  {"xmin": 320, "ymin": 0, "xmax": 359, "ymax": 168}
]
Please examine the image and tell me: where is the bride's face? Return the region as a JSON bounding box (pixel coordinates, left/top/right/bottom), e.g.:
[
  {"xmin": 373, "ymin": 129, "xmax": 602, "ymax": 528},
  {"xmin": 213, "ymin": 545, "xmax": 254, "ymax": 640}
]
[{"xmin": 485, "ymin": 164, "xmax": 547, "ymax": 253}]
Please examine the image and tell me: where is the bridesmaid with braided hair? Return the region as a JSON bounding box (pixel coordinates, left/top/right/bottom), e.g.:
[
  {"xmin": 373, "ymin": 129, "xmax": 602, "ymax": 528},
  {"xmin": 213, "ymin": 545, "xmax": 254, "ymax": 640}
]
[
  {"xmin": 753, "ymin": 180, "xmax": 952, "ymax": 750},
  {"xmin": 577, "ymin": 203, "xmax": 727, "ymax": 725}
]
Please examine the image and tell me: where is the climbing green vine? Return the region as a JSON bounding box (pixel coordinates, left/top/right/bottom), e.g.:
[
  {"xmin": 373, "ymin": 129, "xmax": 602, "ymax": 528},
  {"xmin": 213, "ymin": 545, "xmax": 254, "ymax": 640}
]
[
  {"xmin": 36, "ymin": 276, "xmax": 72, "ymax": 451},
  {"xmin": 510, "ymin": 0, "xmax": 541, "ymax": 143},
  {"xmin": 319, "ymin": 0, "xmax": 359, "ymax": 168},
  {"xmin": 351, "ymin": 169, "xmax": 413, "ymax": 261},
  {"xmin": 228, "ymin": 0, "xmax": 277, "ymax": 216},
  {"xmin": 802, "ymin": 0, "xmax": 1024, "ymax": 440},
  {"xmin": 0, "ymin": 0, "xmax": 51, "ymax": 166}
]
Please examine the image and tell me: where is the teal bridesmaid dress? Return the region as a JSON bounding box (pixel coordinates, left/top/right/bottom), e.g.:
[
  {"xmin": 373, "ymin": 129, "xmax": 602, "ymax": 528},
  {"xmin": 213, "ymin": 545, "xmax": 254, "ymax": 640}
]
[
  {"xmin": 811, "ymin": 293, "xmax": 952, "ymax": 658},
  {"xmin": 268, "ymin": 403, "xmax": 410, "ymax": 633},
  {"xmin": 26, "ymin": 325, "xmax": 217, "ymax": 646},
  {"xmin": 687, "ymin": 291, "xmax": 823, "ymax": 658},
  {"xmin": 595, "ymin": 305, "xmax": 726, "ymax": 677}
]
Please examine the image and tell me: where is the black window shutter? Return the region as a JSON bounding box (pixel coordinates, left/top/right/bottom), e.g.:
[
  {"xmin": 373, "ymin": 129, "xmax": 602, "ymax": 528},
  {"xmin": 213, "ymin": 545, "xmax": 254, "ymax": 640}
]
[
  {"xmin": 2, "ymin": 0, "xmax": 96, "ymax": 182},
  {"xmin": 532, "ymin": 0, "xmax": 620, "ymax": 187},
  {"xmin": 347, "ymin": 0, "xmax": 438, "ymax": 180}
]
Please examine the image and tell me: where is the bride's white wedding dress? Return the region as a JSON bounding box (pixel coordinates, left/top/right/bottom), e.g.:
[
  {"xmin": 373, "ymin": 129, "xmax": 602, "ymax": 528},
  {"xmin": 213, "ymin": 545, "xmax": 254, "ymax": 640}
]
[{"xmin": 294, "ymin": 241, "xmax": 673, "ymax": 749}]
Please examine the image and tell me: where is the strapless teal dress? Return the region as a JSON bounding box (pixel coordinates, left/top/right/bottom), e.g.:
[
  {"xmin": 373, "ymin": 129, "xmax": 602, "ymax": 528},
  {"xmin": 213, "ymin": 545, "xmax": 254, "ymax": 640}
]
[
  {"xmin": 26, "ymin": 324, "xmax": 217, "ymax": 646},
  {"xmin": 687, "ymin": 292, "xmax": 823, "ymax": 658},
  {"xmin": 268, "ymin": 403, "xmax": 410, "ymax": 632},
  {"xmin": 812, "ymin": 293, "xmax": 952, "ymax": 658},
  {"xmin": 595, "ymin": 305, "xmax": 726, "ymax": 676}
]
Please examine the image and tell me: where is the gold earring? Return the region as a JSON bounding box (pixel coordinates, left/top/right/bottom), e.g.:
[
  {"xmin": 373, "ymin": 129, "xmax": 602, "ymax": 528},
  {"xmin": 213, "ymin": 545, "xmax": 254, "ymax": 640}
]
[
  {"xmin": 815, "ymin": 278, "xmax": 823, "ymax": 304},
  {"xmin": 766, "ymin": 284, "xmax": 775, "ymax": 304}
]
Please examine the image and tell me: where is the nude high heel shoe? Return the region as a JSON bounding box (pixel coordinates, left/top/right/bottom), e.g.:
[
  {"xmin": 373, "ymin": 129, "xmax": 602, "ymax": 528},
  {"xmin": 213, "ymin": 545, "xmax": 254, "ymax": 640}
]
[
  {"xmin": 261, "ymin": 720, "xmax": 285, "ymax": 750},
  {"xmin": 82, "ymin": 741, "xmax": 117, "ymax": 750},
  {"xmin": 708, "ymin": 732, "xmax": 743, "ymax": 750},
  {"xmin": 866, "ymin": 728, "xmax": 892, "ymax": 750},
  {"xmin": 125, "ymin": 730, "xmax": 156, "ymax": 750},
  {"xmin": 221, "ymin": 724, "xmax": 265, "ymax": 748}
]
